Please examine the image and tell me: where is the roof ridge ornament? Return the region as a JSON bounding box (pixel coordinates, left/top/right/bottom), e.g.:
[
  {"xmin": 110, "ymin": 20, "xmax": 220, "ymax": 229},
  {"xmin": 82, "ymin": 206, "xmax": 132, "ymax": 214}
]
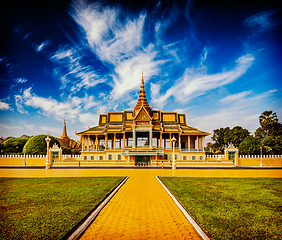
[{"xmin": 134, "ymin": 71, "xmax": 151, "ymax": 117}]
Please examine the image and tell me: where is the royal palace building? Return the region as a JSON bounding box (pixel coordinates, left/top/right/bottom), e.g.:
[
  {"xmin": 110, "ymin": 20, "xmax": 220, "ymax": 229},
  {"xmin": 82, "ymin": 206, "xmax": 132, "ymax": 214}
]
[{"xmin": 76, "ymin": 74, "xmax": 210, "ymax": 165}]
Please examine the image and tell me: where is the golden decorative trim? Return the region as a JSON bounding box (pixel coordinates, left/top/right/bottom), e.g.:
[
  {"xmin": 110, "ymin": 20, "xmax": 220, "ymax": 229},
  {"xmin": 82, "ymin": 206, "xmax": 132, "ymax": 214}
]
[
  {"xmin": 163, "ymin": 114, "xmax": 176, "ymax": 122},
  {"xmin": 110, "ymin": 114, "xmax": 123, "ymax": 122}
]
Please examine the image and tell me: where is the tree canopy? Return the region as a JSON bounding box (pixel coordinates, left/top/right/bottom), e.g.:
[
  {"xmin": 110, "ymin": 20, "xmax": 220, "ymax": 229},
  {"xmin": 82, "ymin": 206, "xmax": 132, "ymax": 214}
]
[
  {"xmin": 2, "ymin": 138, "xmax": 28, "ymax": 154},
  {"xmin": 259, "ymin": 110, "xmax": 278, "ymax": 136},
  {"xmin": 211, "ymin": 126, "xmax": 250, "ymax": 153},
  {"xmin": 24, "ymin": 135, "xmax": 60, "ymax": 155},
  {"xmin": 211, "ymin": 110, "xmax": 281, "ymax": 155},
  {"xmin": 239, "ymin": 111, "xmax": 281, "ymax": 155}
]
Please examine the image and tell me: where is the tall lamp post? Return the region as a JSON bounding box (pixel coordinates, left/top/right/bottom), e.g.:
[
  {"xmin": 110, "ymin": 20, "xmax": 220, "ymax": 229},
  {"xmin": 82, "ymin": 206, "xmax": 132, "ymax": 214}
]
[
  {"xmin": 23, "ymin": 146, "xmax": 26, "ymax": 166},
  {"xmin": 172, "ymin": 136, "xmax": 177, "ymax": 170},
  {"xmin": 45, "ymin": 135, "xmax": 51, "ymax": 169},
  {"xmin": 260, "ymin": 146, "xmax": 263, "ymax": 167}
]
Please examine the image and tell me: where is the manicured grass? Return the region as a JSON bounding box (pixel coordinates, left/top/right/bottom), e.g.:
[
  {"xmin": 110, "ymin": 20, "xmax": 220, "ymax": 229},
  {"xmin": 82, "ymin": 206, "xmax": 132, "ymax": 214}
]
[
  {"xmin": 0, "ymin": 177, "xmax": 124, "ymax": 240},
  {"xmin": 159, "ymin": 177, "xmax": 282, "ymax": 240}
]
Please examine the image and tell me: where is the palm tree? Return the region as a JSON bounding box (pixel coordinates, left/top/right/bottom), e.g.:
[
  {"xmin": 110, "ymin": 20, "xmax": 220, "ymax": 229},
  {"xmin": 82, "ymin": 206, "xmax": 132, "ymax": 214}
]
[{"xmin": 259, "ymin": 110, "xmax": 278, "ymax": 137}]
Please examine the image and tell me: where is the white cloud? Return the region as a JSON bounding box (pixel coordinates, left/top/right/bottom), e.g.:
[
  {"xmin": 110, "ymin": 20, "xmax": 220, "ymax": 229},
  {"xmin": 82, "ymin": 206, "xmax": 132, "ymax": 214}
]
[
  {"xmin": 41, "ymin": 126, "xmax": 61, "ymax": 136},
  {"xmin": 0, "ymin": 123, "xmax": 23, "ymax": 130},
  {"xmin": 51, "ymin": 46, "xmax": 106, "ymax": 93},
  {"xmin": 0, "ymin": 101, "xmax": 11, "ymax": 111},
  {"xmin": 192, "ymin": 89, "xmax": 277, "ymax": 133},
  {"xmin": 14, "ymin": 78, "xmax": 28, "ymax": 83},
  {"xmin": 245, "ymin": 10, "xmax": 279, "ymax": 34},
  {"xmin": 70, "ymin": 0, "xmax": 166, "ymax": 99},
  {"xmin": 151, "ymin": 54, "xmax": 255, "ymax": 108},
  {"xmin": 79, "ymin": 113, "xmax": 99, "ymax": 126},
  {"xmin": 14, "ymin": 87, "xmax": 100, "ymax": 123},
  {"xmin": 220, "ymin": 90, "xmax": 253, "ymax": 103},
  {"xmin": 24, "ymin": 124, "xmax": 35, "ymax": 131},
  {"xmin": 36, "ymin": 40, "xmax": 50, "ymax": 52}
]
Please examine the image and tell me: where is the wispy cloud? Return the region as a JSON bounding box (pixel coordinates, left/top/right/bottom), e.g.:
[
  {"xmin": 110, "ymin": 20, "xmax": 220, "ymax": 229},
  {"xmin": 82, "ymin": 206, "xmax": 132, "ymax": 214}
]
[
  {"xmin": 70, "ymin": 0, "xmax": 165, "ymax": 100},
  {"xmin": 245, "ymin": 10, "xmax": 280, "ymax": 34},
  {"xmin": 151, "ymin": 54, "xmax": 255, "ymax": 108},
  {"xmin": 36, "ymin": 40, "xmax": 50, "ymax": 52},
  {"xmin": 14, "ymin": 78, "xmax": 28, "ymax": 83},
  {"xmin": 14, "ymin": 87, "xmax": 101, "ymax": 126},
  {"xmin": 51, "ymin": 46, "xmax": 106, "ymax": 94},
  {"xmin": 0, "ymin": 123, "xmax": 23, "ymax": 130},
  {"xmin": 192, "ymin": 89, "xmax": 277, "ymax": 133},
  {"xmin": 220, "ymin": 90, "xmax": 253, "ymax": 103}
]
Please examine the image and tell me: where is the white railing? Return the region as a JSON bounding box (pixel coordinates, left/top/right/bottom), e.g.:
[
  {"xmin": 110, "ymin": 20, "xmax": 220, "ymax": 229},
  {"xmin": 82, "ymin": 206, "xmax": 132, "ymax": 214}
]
[
  {"xmin": 61, "ymin": 155, "xmax": 81, "ymax": 159},
  {"xmin": 205, "ymin": 155, "xmax": 226, "ymax": 158},
  {"xmin": 0, "ymin": 155, "xmax": 47, "ymax": 158},
  {"xmin": 0, "ymin": 155, "xmax": 81, "ymax": 158},
  {"xmin": 239, "ymin": 155, "xmax": 282, "ymax": 158}
]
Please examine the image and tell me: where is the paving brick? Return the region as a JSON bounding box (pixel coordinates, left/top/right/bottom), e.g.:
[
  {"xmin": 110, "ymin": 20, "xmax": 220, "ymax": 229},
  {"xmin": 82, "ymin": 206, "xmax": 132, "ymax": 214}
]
[{"xmin": 80, "ymin": 171, "xmax": 202, "ymax": 239}]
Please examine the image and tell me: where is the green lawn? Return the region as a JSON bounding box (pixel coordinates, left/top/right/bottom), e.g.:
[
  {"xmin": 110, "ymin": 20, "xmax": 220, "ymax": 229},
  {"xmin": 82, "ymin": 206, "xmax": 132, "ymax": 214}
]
[
  {"xmin": 159, "ymin": 177, "xmax": 282, "ymax": 240},
  {"xmin": 0, "ymin": 177, "xmax": 124, "ymax": 240}
]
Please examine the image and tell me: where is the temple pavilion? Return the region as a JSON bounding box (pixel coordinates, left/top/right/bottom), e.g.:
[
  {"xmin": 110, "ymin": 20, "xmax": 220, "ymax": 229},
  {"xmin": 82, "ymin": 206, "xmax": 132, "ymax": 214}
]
[{"xmin": 76, "ymin": 74, "xmax": 210, "ymax": 165}]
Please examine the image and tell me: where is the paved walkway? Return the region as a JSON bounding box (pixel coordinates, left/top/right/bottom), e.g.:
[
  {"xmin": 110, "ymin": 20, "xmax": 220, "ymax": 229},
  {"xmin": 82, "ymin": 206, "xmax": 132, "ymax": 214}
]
[{"xmin": 80, "ymin": 171, "xmax": 202, "ymax": 240}]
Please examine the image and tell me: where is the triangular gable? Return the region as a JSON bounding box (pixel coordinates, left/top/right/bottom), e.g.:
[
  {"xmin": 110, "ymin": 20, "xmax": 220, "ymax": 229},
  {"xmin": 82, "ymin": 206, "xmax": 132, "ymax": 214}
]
[{"xmin": 134, "ymin": 106, "xmax": 152, "ymax": 121}]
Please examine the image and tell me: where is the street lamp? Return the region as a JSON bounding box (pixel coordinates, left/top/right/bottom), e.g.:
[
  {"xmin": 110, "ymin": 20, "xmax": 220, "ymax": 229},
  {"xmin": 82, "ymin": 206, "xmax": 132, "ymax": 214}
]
[
  {"xmin": 23, "ymin": 146, "xmax": 26, "ymax": 166},
  {"xmin": 45, "ymin": 135, "xmax": 51, "ymax": 169},
  {"xmin": 172, "ymin": 136, "xmax": 177, "ymax": 170},
  {"xmin": 260, "ymin": 146, "xmax": 263, "ymax": 167}
]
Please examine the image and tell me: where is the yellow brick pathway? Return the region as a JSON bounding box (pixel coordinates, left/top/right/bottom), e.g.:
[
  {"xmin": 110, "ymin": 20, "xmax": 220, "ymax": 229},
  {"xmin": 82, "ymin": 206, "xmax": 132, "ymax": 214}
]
[{"xmin": 80, "ymin": 171, "xmax": 202, "ymax": 240}]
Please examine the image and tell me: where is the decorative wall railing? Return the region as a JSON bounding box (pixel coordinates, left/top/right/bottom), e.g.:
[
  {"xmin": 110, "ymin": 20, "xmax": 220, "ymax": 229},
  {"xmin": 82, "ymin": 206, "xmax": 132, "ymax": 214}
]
[
  {"xmin": 0, "ymin": 155, "xmax": 81, "ymax": 159},
  {"xmin": 239, "ymin": 155, "xmax": 282, "ymax": 158},
  {"xmin": 81, "ymin": 147, "xmax": 205, "ymax": 152}
]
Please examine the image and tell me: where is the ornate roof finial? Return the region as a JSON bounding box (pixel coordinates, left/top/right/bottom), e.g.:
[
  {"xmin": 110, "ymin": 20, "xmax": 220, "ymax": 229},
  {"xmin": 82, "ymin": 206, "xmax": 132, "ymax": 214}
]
[
  {"xmin": 134, "ymin": 70, "xmax": 151, "ymax": 116},
  {"xmin": 61, "ymin": 119, "xmax": 69, "ymax": 139}
]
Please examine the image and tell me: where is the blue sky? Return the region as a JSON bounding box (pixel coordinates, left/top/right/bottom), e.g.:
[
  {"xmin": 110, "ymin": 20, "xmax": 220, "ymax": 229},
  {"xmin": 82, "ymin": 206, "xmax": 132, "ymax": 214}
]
[{"xmin": 1, "ymin": 0, "xmax": 281, "ymax": 141}]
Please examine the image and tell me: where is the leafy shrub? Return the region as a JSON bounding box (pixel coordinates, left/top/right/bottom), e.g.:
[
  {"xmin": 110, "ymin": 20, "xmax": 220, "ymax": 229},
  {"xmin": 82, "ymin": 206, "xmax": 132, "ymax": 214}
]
[
  {"xmin": 2, "ymin": 138, "xmax": 28, "ymax": 154},
  {"xmin": 71, "ymin": 149, "xmax": 81, "ymax": 155},
  {"xmin": 61, "ymin": 146, "xmax": 71, "ymax": 154},
  {"xmin": 24, "ymin": 135, "xmax": 60, "ymax": 155}
]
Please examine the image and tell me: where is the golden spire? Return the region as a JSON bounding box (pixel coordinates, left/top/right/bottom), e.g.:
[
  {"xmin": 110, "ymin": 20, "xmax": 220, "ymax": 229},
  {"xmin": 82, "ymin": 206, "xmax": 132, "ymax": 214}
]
[
  {"xmin": 61, "ymin": 118, "xmax": 69, "ymax": 139},
  {"xmin": 134, "ymin": 71, "xmax": 151, "ymax": 116}
]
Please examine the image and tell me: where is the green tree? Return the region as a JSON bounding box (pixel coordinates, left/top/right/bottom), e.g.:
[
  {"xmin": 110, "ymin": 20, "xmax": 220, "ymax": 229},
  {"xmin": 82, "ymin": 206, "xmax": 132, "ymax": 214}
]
[
  {"xmin": 71, "ymin": 149, "xmax": 81, "ymax": 155},
  {"xmin": 239, "ymin": 136, "xmax": 261, "ymax": 155},
  {"xmin": 61, "ymin": 146, "xmax": 71, "ymax": 154},
  {"xmin": 226, "ymin": 126, "xmax": 250, "ymax": 148},
  {"xmin": 24, "ymin": 135, "xmax": 60, "ymax": 155},
  {"xmin": 261, "ymin": 136, "xmax": 282, "ymax": 155},
  {"xmin": 2, "ymin": 138, "xmax": 28, "ymax": 154},
  {"xmin": 259, "ymin": 110, "xmax": 278, "ymax": 136},
  {"xmin": 211, "ymin": 127, "xmax": 230, "ymax": 152},
  {"xmin": 212, "ymin": 126, "xmax": 250, "ymax": 153}
]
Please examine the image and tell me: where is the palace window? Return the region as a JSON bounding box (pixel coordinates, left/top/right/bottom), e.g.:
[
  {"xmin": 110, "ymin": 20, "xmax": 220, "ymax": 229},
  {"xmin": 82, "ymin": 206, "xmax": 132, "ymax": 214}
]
[
  {"xmin": 91, "ymin": 156, "xmax": 94, "ymax": 160},
  {"xmin": 109, "ymin": 155, "xmax": 112, "ymax": 160},
  {"xmin": 199, "ymin": 156, "xmax": 203, "ymax": 160},
  {"xmin": 183, "ymin": 156, "xmax": 186, "ymax": 160},
  {"xmin": 99, "ymin": 155, "xmax": 103, "ymax": 160},
  {"xmin": 192, "ymin": 156, "xmax": 196, "ymax": 160},
  {"xmin": 118, "ymin": 154, "xmax": 121, "ymax": 160},
  {"xmin": 84, "ymin": 156, "xmax": 87, "ymax": 160},
  {"xmin": 164, "ymin": 154, "xmax": 168, "ymax": 160}
]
